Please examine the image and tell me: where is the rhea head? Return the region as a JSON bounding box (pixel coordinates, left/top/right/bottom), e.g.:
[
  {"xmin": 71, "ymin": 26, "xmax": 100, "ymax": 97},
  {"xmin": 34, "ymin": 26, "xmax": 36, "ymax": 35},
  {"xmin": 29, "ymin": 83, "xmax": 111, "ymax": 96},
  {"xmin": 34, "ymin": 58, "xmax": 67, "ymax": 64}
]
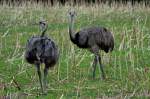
[
  {"xmin": 39, "ymin": 20, "xmax": 48, "ymax": 33},
  {"xmin": 69, "ymin": 9, "xmax": 76, "ymax": 19}
]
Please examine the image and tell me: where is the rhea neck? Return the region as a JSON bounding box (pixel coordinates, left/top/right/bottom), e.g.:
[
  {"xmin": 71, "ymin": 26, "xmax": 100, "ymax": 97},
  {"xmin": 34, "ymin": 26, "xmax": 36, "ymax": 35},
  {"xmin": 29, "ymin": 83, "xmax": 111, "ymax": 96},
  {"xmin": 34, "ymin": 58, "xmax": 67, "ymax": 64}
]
[
  {"xmin": 40, "ymin": 24, "xmax": 47, "ymax": 37},
  {"xmin": 69, "ymin": 15, "xmax": 76, "ymax": 44}
]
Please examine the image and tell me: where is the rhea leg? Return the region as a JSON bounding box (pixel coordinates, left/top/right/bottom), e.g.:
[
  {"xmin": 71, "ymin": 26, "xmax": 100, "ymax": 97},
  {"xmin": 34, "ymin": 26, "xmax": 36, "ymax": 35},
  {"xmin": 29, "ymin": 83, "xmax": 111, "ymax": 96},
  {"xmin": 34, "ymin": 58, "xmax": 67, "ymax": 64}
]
[
  {"xmin": 43, "ymin": 66, "xmax": 49, "ymax": 91},
  {"xmin": 97, "ymin": 54, "xmax": 105, "ymax": 79},
  {"xmin": 90, "ymin": 46, "xmax": 105, "ymax": 79},
  {"xmin": 92, "ymin": 56, "xmax": 98, "ymax": 79},
  {"xmin": 35, "ymin": 63, "xmax": 43, "ymax": 92}
]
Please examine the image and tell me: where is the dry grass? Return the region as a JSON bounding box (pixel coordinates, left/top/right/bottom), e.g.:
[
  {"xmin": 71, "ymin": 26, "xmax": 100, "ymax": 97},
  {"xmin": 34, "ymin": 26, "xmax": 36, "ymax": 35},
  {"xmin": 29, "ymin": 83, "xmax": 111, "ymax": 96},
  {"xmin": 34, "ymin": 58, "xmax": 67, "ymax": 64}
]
[{"xmin": 0, "ymin": 2, "xmax": 150, "ymax": 98}]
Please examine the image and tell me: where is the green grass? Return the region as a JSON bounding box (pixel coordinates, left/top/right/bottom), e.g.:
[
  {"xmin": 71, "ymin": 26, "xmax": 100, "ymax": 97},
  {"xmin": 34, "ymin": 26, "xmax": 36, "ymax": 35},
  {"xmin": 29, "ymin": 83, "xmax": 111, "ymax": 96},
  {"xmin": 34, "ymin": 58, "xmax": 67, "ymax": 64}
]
[{"xmin": 0, "ymin": 3, "xmax": 150, "ymax": 99}]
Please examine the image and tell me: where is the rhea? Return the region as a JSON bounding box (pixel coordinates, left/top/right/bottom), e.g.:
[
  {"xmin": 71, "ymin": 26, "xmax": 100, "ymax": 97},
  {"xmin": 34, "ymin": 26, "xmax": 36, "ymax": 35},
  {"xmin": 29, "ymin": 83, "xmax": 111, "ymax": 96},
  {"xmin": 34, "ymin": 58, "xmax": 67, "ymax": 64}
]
[
  {"xmin": 25, "ymin": 20, "xmax": 59, "ymax": 92},
  {"xmin": 68, "ymin": 10, "xmax": 114, "ymax": 79}
]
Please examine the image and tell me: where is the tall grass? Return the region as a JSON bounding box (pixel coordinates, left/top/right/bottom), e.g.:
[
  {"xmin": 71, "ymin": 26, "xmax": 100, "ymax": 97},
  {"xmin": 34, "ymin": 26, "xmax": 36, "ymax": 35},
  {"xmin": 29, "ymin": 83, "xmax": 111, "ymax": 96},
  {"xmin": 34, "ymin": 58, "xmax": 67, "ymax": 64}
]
[{"xmin": 0, "ymin": 2, "xmax": 150, "ymax": 98}]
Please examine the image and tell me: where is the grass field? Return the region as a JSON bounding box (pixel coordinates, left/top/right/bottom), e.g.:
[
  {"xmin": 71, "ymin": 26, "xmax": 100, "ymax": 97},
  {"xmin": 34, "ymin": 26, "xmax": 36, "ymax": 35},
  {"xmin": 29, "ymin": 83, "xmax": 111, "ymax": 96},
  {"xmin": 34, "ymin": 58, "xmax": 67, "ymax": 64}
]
[{"xmin": 0, "ymin": 3, "xmax": 150, "ymax": 99}]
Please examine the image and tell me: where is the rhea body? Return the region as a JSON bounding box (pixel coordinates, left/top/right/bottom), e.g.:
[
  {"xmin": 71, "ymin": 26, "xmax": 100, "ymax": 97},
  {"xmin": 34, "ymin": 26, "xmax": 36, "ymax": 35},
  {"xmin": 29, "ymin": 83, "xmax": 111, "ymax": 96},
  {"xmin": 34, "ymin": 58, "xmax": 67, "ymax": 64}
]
[
  {"xmin": 25, "ymin": 20, "xmax": 59, "ymax": 92},
  {"xmin": 68, "ymin": 11, "xmax": 114, "ymax": 79}
]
